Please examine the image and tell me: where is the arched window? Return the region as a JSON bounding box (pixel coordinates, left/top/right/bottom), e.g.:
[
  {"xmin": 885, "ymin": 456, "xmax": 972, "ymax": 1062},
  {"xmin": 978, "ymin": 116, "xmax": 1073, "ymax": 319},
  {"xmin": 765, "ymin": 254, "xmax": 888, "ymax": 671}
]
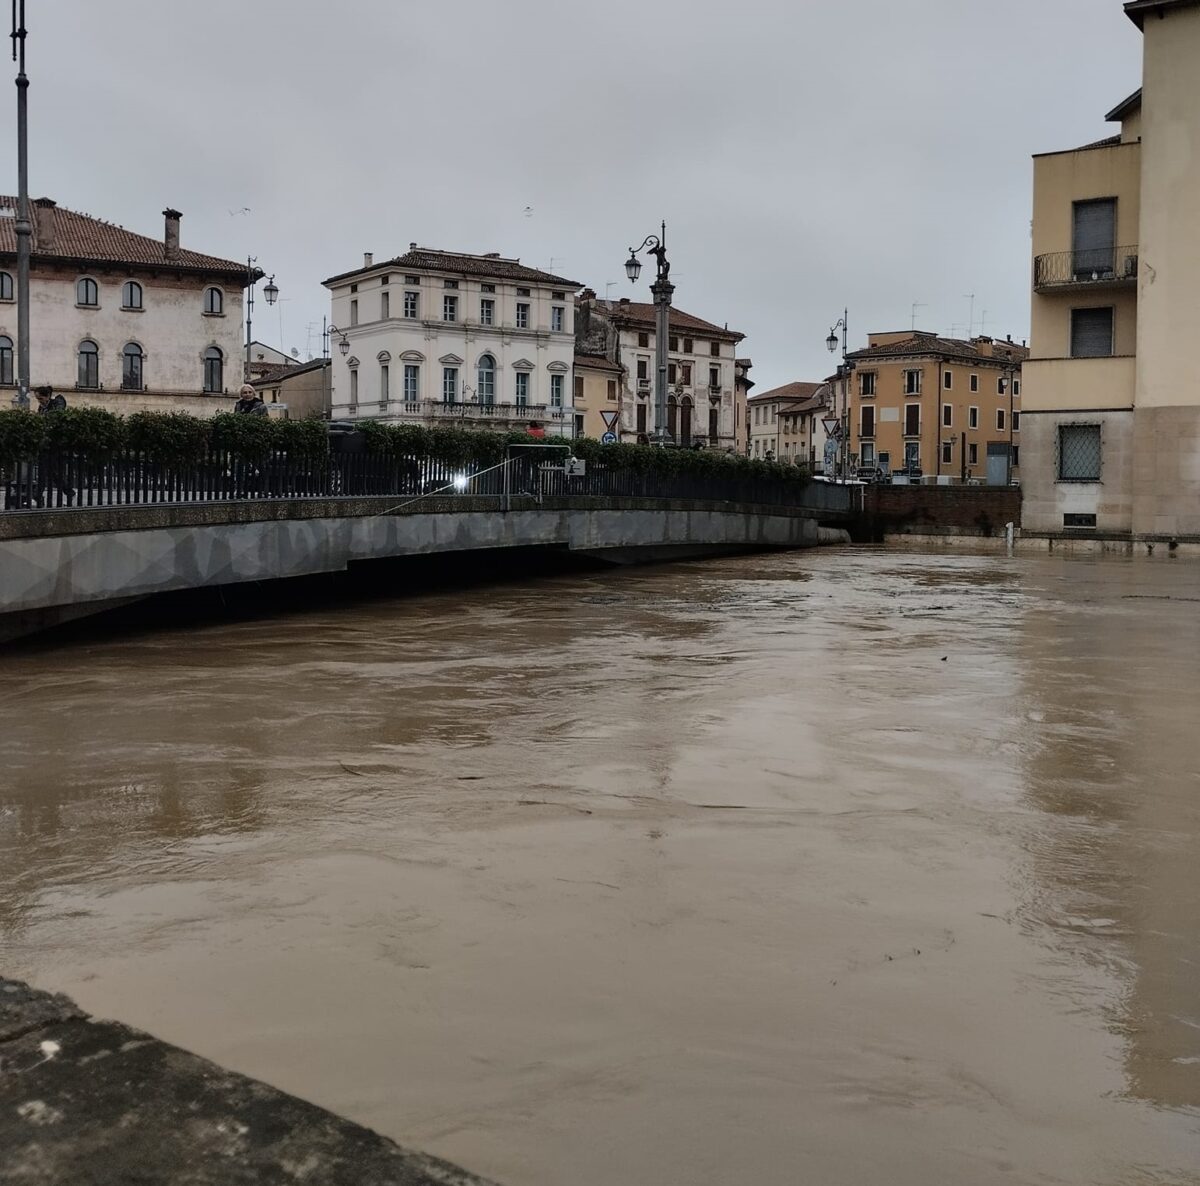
[
  {"xmin": 121, "ymin": 281, "xmax": 143, "ymax": 310},
  {"xmin": 0, "ymin": 335, "xmax": 12, "ymax": 386},
  {"xmin": 121, "ymin": 342, "xmax": 144, "ymax": 391},
  {"xmin": 203, "ymin": 287, "xmax": 224, "ymax": 315},
  {"xmin": 0, "ymin": 272, "xmax": 12, "ymax": 302},
  {"xmin": 203, "ymin": 346, "xmax": 223, "ymax": 393},
  {"xmin": 78, "ymin": 339, "xmax": 99, "ymax": 388},
  {"xmin": 667, "ymin": 394, "xmax": 678, "ymax": 440},
  {"xmin": 76, "ymin": 277, "xmax": 99, "ymax": 307},
  {"xmin": 680, "ymin": 396, "xmax": 693, "ymax": 445},
  {"xmin": 477, "ymin": 354, "xmax": 495, "ymax": 405}
]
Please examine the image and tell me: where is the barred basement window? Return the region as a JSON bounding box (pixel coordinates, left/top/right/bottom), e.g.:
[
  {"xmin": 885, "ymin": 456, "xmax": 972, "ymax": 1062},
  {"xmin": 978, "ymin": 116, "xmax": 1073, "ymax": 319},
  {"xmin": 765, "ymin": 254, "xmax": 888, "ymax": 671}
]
[{"xmin": 1057, "ymin": 423, "xmax": 1102, "ymax": 481}]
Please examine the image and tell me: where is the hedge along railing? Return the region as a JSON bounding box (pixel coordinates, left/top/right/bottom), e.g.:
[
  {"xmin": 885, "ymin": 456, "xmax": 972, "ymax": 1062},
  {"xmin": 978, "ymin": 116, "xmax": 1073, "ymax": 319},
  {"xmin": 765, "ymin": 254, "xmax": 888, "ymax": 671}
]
[{"xmin": 0, "ymin": 408, "xmax": 817, "ymax": 512}]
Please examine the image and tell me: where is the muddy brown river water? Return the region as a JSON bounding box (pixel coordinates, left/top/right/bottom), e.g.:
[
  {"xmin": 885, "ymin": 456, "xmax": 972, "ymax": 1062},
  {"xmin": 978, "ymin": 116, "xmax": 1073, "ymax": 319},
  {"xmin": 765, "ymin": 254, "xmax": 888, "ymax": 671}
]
[{"xmin": 2, "ymin": 547, "xmax": 1199, "ymax": 1185}]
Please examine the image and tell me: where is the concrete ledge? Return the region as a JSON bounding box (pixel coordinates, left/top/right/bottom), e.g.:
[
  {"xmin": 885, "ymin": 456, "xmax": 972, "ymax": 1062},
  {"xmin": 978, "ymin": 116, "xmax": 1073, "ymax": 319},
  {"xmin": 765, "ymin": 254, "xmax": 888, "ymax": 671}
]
[{"xmin": 0, "ymin": 977, "xmax": 500, "ymax": 1186}]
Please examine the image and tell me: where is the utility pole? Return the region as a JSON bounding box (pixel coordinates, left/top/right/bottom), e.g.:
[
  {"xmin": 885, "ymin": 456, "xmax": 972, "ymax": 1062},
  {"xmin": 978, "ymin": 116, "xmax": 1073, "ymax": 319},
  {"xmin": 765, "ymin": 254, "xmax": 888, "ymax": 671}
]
[{"xmin": 11, "ymin": 0, "xmax": 30, "ymax": 408}]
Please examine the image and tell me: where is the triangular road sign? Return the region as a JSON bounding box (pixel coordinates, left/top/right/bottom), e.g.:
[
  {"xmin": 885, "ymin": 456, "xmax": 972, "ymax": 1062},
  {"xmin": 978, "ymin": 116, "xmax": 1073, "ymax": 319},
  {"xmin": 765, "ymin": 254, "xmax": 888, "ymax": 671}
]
[{"xmin": 600, "ymin": 410, "xmax": 620, "ymax": 431}]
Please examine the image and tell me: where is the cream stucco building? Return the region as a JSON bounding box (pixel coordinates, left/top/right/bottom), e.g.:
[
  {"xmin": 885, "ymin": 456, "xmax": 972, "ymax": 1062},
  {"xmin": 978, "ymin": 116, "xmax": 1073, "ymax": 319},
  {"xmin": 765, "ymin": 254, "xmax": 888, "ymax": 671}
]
[
  {"xmin": 323, "ymin": 247, "xmax": 580, "ymax": 438},
  {"xmin": 1022, "ymin": 0, "xmax": 1200, "ymax": 538},
  {"xmin": 0, "ymin": 199, "xmax": 248, "ymax": 415}
]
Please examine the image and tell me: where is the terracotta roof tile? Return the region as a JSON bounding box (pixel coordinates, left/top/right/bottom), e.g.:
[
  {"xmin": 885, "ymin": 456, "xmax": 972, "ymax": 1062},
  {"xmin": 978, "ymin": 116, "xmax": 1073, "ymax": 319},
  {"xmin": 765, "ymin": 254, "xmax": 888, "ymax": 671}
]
[
  {"xmin": 0, "ymin": 196, "xmax": 247, "ymax": 276},
  {"xmin": 324, "ymin": 248, "xmax": 580, "ymax": 289},
  {"xmin": 573, "ymin": 352, "xmax": 624, "ymax": 374},
  {"xmin": 849, "ymin": 333, "xmax": 1029, "ymax": 365},
  {"xmin": 749, "ymin": 380, "xmax": 823, "ymax": 403},
  {"xmin": 601, "ymin": 301, "xmax": 744, "ymax": 341}
]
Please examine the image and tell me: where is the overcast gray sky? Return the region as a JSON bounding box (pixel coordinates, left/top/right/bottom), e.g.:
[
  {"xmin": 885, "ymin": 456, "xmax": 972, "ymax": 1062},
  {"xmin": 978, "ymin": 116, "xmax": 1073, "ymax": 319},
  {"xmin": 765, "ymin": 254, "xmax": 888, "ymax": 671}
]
[{"xmin": 20, "ymin": 0, "xmax": 1140, "ymax": 391}]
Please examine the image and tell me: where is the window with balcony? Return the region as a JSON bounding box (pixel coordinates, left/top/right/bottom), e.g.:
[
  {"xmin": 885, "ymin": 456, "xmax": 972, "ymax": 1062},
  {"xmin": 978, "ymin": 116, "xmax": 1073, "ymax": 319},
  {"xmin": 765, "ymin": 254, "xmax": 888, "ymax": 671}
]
[
  {"xmin": 442, "ymin": 366, "xmax": 458, "ymax": 403},
  {"xmin": 904, "ymin": 404, "xmax": 920, "ymax": 436},
  {"xmin": 1070, "ymin": 307, "xmax": 1113, "ymax": 358},
  {"xmin": 637, "ymin": 358, "xmax": 648, "ymax": 381},
  {"xmin": 904, "ymin": 369, "xmax": 922, "ymax": 395},
  {"xmin": 860, "ymin": 405, "xmax": 875, "ymax": 439},
  {"xmin": 515, "ymin": 371, "xmax": 530, "ymax": 407},
  {"xmin": 1058, "ymin": 423, "xmax": 1101, "ymax": 481},
  {"xmin": 1073, "ymin": 198, "xmax": 1116, "ymax": 278},
  {"xmin": 121, "ymin": 342, "xmax": 143, "ymax": 391},
  {"xmin": 477, "ymin": 355, "xmax": 495, "ymax": 404}
]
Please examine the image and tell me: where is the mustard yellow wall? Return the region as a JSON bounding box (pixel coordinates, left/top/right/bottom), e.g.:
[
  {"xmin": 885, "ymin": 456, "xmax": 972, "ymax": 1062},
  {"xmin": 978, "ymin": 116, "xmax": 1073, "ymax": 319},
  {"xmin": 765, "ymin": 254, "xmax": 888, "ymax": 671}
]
[
  {"xmin": 574, "ymin": 365, "xmax": 620, "ymax": 438},
  {"xmin": 1029, "ymin": 141, "xmax": 1141, "ymax": 393},
  {"xmin": 850, "ymin": 357, "xmax": 1020, "ymax": 478},
  {"xmin": 1022, "ymin": 355, "xmax": 1136, "ymax": 413},
  {"xmin": 1136, "ymin": 5, "xmax": 1200, "ymax": 409}
]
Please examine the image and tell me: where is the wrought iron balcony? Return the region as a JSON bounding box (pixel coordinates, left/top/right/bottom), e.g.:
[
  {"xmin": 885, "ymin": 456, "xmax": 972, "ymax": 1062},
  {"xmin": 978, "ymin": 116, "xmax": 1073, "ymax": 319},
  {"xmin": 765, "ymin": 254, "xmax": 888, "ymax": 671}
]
[{"xmin": 1034, "ymin": 247, "xmax": 1139, "ymax": 291}]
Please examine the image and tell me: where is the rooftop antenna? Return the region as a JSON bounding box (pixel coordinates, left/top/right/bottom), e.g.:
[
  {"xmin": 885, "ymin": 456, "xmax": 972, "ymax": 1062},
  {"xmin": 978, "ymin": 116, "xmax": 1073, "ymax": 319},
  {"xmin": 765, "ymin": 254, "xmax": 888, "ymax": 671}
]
[
  {"xmin": 963, "ymin": 293, "xmax": 976, "ymax": 337},
  {"xmin": 980, "ymin": 309, "xmax": 991, "ymax": 337},
  {"xmin": 911, "ymin": 301, "xmax": 927, "ymax": 331}
]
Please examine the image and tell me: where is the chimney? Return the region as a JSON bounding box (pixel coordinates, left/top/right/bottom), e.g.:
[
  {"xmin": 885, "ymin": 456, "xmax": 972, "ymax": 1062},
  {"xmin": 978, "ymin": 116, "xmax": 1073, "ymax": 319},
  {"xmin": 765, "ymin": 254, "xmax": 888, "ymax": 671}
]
[
  {"xmin": 619, "ymin": 296, "xmax": 630, "ymax": 306},
  {"xmin": 409, "ymin": 242, "xmax": 417, "ymax": 251},
  {"xmin": 33, "ymin": 197, "xmax": 56, "ymax": 251},
  {"xmin": 364, "ymin": 252, "xmax": 373, "ymax": 268},
  {"xmin": 163, "ymin": 208, "xmax": 182, "ymax": 261}
]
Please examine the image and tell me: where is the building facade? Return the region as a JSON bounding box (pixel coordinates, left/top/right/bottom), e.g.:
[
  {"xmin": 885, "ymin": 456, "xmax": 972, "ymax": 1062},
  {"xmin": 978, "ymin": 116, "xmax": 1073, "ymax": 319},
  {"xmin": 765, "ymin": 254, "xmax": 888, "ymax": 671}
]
[
  {"xmin": 1022, "ymin": 0, "xmax": 1200, "ymax": 538},
  {"xmin": 748, "ymin": 381, "xmax": 824, "ymax": 462},
  {"xmin": 777, "ymin": 383, "xmax": 833, "ymax": 470},
  {"xmin": 0, "ymin": 199, "xmax": 248, "ymax": 416},
  {"xmin": 252, "ymin": 356, "xmax": 331, "ymax": 420},
  {"xmin": 734, "ymin": 357, "xmax": 754, "ymax": 455},
  {"xmin": 572, "ymin": 353, "xmax": 624, "ymax": 440},
  {"xmin": 846, "ymin": 332, "xmax": 1027, "ymax": 483},
  {"xmin": 322, "ymin": 248, "xmax": 579, "ymax": 437},
  {"xmin": 575, "ymin": 293, "xmax": 744, "ymax": 449}
]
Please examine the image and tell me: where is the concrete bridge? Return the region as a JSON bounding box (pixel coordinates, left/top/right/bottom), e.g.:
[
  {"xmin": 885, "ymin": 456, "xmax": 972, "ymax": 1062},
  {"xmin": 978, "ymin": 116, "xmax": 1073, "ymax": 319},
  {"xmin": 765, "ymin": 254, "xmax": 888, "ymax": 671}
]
[{"xmin": 0, "ymin": 488, "xmax": 853, "ymax": 641}]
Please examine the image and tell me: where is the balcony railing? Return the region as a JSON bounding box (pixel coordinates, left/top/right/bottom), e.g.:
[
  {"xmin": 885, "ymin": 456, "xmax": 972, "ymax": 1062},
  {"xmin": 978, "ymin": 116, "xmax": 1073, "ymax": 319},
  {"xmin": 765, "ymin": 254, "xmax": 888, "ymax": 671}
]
[
  {"xmin": 1034, "ymin": 246, "xmax": 1139, "ymax": 291},
  {"xmin": 420, "ymin": 400, "xmax": 551, "ymax": 423}
]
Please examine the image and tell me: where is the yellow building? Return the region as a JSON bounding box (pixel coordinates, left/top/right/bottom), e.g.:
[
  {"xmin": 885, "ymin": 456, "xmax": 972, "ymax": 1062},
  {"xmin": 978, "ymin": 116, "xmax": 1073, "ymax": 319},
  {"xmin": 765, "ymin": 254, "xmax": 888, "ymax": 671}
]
[
  {"xmin": 572, "ymin": 353, "xmax": 624, "ymax": 439},
  {"xmin": 1023, "ymin": 0, "xmax": 1200, "ymax": 538},
  {"xmin": 846, "ymin": 332, "xmax": 1027, "ymax": 482}
]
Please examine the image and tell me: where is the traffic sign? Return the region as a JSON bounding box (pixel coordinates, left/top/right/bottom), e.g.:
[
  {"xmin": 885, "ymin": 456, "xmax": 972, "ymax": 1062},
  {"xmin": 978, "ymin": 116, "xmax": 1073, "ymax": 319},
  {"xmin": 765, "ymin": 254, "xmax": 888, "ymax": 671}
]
[
  {"xmin": 601, "ymin": 431, "xmax": 617, "ymax": 444},
  {"xmin": 600, "ymin": 410, "xmax": 620, "ymax": 431}
]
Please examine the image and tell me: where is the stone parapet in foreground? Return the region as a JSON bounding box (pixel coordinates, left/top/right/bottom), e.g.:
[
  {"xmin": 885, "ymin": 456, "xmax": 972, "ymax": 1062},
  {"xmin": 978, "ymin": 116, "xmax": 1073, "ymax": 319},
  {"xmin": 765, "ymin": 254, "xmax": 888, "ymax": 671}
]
[{"xmin": 0, "ymin": 977, "xmax": 500, "ymax": 1186}]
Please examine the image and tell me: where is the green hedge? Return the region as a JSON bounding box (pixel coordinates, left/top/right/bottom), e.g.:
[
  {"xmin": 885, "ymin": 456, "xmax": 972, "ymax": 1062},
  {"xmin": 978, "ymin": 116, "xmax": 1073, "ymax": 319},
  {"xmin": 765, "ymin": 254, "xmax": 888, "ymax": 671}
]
[{"xmin": 0, "ymin": 407, "xmax": 807, "ymax": 486}]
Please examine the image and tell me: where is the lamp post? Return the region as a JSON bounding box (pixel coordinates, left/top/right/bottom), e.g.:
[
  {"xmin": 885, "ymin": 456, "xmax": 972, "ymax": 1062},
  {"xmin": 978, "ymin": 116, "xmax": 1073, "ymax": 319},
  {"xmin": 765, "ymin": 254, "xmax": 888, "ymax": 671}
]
[
  {"xmin": 10, "ymin": 0, "xmax": 30, "ymax": 409},
  {"xmin": 1000, "ymin": 365, "xmax": 1017, "ymax": 484},
  {"xmin": 244, "ymin": 257, "xmax": 278, "ymax": 379},
  {"xmin": 323, "ymin": 320, "xmax": 349, "ymax": 417},
  {"xmin": 625, "ymin": 222, "xmax": 675, "ymax": 446},
  {"xmin": 826, "ymin": 310, "xmax": 852, "ymax": 480}
]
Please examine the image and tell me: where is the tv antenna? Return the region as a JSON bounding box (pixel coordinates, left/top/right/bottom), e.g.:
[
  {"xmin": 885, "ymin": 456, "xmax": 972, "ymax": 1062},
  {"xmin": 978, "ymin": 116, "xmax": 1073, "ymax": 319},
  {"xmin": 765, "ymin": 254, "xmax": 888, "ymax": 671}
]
[
  {"xmin": 911, "ymin": 301, "xmax": 927, "ymax": 331},
  {"xmin": 963, "ymin": 293, "xmax": 976, "ymax": 337}
]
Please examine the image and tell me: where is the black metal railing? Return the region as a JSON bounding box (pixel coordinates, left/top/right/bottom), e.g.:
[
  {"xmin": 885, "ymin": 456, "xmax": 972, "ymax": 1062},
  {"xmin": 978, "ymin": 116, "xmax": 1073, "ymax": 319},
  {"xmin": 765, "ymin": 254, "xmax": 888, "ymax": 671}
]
[
  {"xmin": 1033, "ymin": 246, "xmax": 1139, "ymax": 289},
  {"xmin": 0, "ymin": 448, "xmax": 854, "ymax": 516}
]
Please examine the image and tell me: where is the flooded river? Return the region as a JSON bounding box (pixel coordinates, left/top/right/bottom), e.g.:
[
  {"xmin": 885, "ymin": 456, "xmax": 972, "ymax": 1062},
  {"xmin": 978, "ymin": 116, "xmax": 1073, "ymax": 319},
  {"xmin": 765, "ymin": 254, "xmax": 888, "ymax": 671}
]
[{"xmin": 2, "ymin": 548, "xmax": 1199, "ymax": 1185}]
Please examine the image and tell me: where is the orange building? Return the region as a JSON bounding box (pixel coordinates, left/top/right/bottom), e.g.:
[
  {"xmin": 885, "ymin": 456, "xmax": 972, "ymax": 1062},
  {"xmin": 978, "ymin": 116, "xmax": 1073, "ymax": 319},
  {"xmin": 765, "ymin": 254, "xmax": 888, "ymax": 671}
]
[{"xmin": 846, "ymin": 332, "xmax": 1028, "ymax": 483}]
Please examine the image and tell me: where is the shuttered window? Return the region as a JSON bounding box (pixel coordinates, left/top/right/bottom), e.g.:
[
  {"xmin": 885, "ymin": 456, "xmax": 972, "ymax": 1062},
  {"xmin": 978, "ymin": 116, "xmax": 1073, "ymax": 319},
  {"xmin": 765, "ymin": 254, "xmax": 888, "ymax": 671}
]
[
  {"xmin": 1070, "ymin": 307, "xmax": 1114, "ymax": 358},
  {"xmin": 904, "ymin": 404, "xmax": 920, "ymax": 436},
  {"xmin": 860, "ymin": 405, "xmax": 875, "ymax": 438},
  {"xmin": 1058, "ymin": 424, "xmax": 1102, "ymax": 481},
  {"xmin": 1073, "ymin": 199, "xmax": 1116, "ymax": 277}
]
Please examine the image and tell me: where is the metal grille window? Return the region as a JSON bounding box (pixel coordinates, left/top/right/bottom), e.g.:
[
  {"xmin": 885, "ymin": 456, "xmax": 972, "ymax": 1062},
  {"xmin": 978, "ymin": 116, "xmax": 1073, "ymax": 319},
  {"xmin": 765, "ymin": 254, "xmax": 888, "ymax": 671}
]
[
  {"xmin": 1070, "ymin": 307, "xmax": 1114, "ymax": 358},
  {"xmin": 1057, "ymin": 423, "xmax": 1102, "ymax": 481},
  {"xmin": 0, "ymin": 335, "xmax": 12, "ymax": 384},
  {"xmin": 121, "ymin": 342, "xmax": 143, "ymax": 390},
  {"xmin": 78, "ymin": 339, "xmax": 99, "ymax": 388}
]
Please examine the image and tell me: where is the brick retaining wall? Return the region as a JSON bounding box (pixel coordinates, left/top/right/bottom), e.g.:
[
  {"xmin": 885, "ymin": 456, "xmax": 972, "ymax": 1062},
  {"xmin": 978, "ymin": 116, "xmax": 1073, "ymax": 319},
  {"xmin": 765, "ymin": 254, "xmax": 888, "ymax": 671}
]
[{"xmin": 860, "ymin": 485, "xmax": 1022, "ymax": 540}]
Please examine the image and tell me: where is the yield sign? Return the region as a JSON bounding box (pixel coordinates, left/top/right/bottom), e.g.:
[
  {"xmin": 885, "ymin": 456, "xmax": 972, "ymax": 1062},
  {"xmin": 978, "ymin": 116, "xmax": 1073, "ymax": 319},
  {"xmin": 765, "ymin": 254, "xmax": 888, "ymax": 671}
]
[{"xmin": 600, "ymin": 410, "xmax": 620, "ymax": 431}]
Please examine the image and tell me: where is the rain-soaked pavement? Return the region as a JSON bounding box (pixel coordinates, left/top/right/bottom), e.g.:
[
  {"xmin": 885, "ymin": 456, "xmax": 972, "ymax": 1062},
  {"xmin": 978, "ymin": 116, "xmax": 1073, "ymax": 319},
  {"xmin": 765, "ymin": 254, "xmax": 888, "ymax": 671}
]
[{"xmin": 1, "ymin": 547, "xmax": 1198, "ymax": 1185}]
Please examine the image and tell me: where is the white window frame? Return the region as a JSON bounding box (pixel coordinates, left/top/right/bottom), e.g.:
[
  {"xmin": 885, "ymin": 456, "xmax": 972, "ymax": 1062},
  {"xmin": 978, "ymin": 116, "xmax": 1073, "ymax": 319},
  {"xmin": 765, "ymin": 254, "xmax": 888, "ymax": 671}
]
[
  {"xmin": 442, "ymin": 366, "xmax": 458, "ymax": 403},
  {"xmin": 403, "ymin": 290, "xmax": 419, "ymax": 319},
  {"xmin": 516, "ymin": 302, "xmax": 530, "ymax": 329},
  {"xmin": 551, "ymin": 306, "xmax": 565, "ymax": 332},
  {"xmin": 443, "ymin": 295, "xmax": 457, "ymax": 323},
  {"xmin": 942, "ymin": 404, "xmax": 953, "ymax": 428},
  {"xmin": 943, "ymin": 369, "xmax": 952, "ymax": 391},
  {"xmin": 515, "ymin": 371, "xmax": 530, "ymax": 406},
  {"xmin": 969, "ymin": 373, "xmax": 979, "ymax": 393},
  {"xmin": 403, "ymin": 363, "xmax": 419, "ymax": 402},
  {"xmin": 996, "ymin": 408, "xmax": 1006, "ymax": 431},
  {"xmin": 969, "ymin": 406, "xmax": 979, "ymax": 429},
  {"xmin": 550, "ymin": 373, "xmax": 564, "ymax": 407},
  {"xmin": 904, "ymin": 369, "xmax": 922, "ymax": 395},
  {"xmin": 480, "ymin": 298, "xmax": 495, "ymax": 326},
  {"xmin": 859, "ymin": 371, "xmax": 876, "ymax": 397}
]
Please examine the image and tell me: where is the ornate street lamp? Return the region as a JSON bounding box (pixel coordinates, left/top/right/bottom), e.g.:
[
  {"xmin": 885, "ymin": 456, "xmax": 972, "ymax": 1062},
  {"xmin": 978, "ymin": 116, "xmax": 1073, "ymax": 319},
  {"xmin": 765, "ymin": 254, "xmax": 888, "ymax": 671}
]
[
  {"xmin": 625, "ymin": 222, "xmax": 675, "ymax": 445},
  {"xmin": 245, "ymin": 258, "xmax": 280, "ymax": 379},
  {"xmin": 824, "ymin": 310, "xmax": 852, "ymax": 480}
]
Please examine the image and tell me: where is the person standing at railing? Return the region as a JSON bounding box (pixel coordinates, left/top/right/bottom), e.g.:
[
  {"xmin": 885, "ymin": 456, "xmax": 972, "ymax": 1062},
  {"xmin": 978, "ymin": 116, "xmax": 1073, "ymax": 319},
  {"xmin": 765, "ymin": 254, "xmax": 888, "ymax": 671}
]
[
  {"xmin": 234, "ymin": 384, "xmax": 268, "ymax": 416},
  {"xmin": 33, "ymin": 384, "xmax": 74, "ymax": 506}
]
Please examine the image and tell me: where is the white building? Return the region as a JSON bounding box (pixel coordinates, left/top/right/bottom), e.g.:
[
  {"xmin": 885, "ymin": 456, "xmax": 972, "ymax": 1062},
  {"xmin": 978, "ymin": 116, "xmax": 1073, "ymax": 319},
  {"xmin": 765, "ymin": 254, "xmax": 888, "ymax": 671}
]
[
  {"xmin": 0, "ymin": 198, "xmax": 248, "ymax": 415},
  {"xmin": 322, "ymin": 247, "xmax": 581, "ymax": 437},
  {"xmin": 574, "ymin": 293, "xmax": 745, "ymax": 448}
]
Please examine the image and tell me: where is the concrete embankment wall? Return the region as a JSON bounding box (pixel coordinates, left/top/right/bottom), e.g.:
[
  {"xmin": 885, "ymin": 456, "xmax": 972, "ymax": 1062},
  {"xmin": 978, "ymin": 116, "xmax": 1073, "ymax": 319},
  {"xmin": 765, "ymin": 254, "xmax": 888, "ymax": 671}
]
[
  {"xmin": 0, "ymin": 497, "xmax": 825, "ymax": 638},
  {"xmin": 859, "ymin": 486, "xmax": 1022, "ymax": 542}
]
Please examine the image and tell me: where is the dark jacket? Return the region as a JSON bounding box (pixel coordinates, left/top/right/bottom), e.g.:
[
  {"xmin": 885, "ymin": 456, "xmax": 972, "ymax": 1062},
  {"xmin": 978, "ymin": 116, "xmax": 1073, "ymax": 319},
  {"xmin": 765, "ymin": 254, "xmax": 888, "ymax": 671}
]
[
  {"xmin": 35, "ymin": 394, "xmax": 67, "ymax": 414},
  {"xmin": 234, "ymin": 397, "xmax": 268, "ymax": 416}
]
